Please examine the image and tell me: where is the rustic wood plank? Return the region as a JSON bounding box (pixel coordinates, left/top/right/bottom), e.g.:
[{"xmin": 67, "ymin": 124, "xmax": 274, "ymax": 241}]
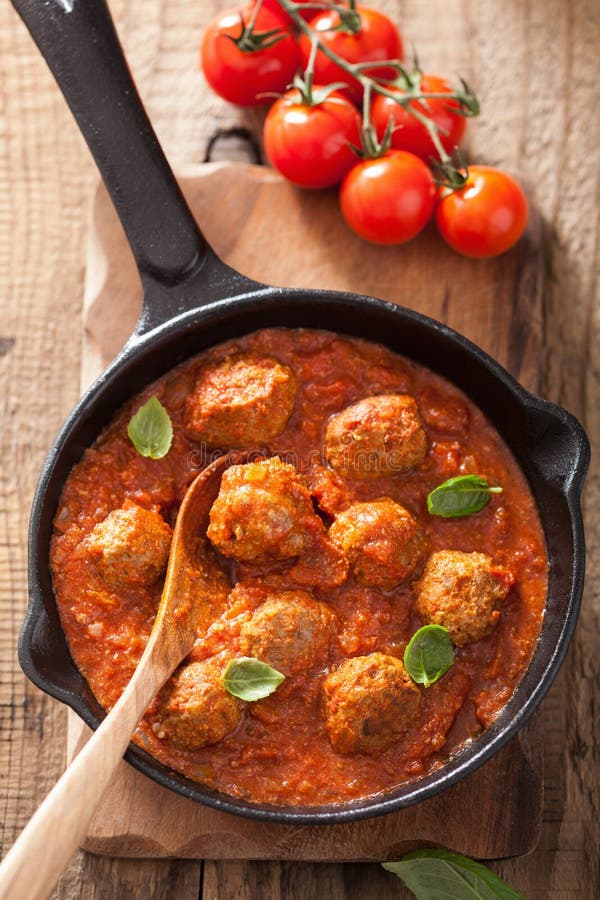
[
  {"xmin": 1, "ymin": 0, "xmax": 598, "ymax": 896},
  {"xmin": 53, "ymin": 857, "xmax": 202, "ymax": 900},
  {"xmin": 469, "ymin": 0, "xmax": 600, "ymax": 896},
  {"xmin": 202, "ymin": 860, "xmax": 402, "ymax": 899},
  {"xmin": 0, "ymin": 2, "xmax": 202, "ymax": 897}
]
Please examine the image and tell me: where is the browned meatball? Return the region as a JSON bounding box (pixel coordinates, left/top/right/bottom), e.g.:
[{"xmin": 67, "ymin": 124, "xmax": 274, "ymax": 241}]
[
  {"xmin": 328, "ymin": 499, "xmax": 427, "ymax": 590},
  {"xmin": 85, "ymin": 504, "xmax": 172, "ymax": 589},
  {"xmin": 325, "ymin": 394, "xmax": 428, "ymax": 480},
  {"xmin": 207, "ymin": 457, "xmax": 318, "ymax": 563},
  {"xmin": 239, "ymin": 590, "xmax": 335, "ymax": 674},
  {"xmin": 322, "ymin": 653, "xmax": 421, "ymax": 754},
  {"xmin": 415, "ymin": 550, "xmax": 514, "ymax": 647},
  {"xmin": 158, "ymin": 660, "xmax": 242, "ymax": 751},
  {"xmin": 184, "ymin": 353, "xmax": 297, "ymax": 448}
]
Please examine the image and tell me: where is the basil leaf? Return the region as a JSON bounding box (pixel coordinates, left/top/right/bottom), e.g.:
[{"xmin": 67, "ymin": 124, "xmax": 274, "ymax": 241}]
[
  {"xmin": 404, "ymin": 625, "xmax": 454, "ymax": 687},
  {"xmin": 127, "ymin": 396, "xmax": 173, "ymax": 459},
  {"xmin": 427, "ymin": 475, "xmax": 503, "ymax": 518},
  {"xmin": 383, "ymin": 850, "xmax": 524, "ymax": 899},
  {"xmin": 222, "ymin": 657, "xmax": 285, "ymax": 701}
]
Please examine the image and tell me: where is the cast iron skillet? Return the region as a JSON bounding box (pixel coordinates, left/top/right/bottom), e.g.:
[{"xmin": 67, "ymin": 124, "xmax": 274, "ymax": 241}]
[{"xmin": 15, "ymin": 0, "xmax": 589, "ymax": 825}]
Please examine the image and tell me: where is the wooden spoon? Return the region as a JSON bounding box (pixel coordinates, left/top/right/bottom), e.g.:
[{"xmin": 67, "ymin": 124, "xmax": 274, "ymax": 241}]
[{"xmin": 0, "ymin": 455, "xmax": 234, "ymax": 900}]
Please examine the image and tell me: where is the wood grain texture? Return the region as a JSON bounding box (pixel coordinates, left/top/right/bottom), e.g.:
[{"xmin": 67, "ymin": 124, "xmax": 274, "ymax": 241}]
[{"xmin": 1, "ymin": 0, "xmax": 598, "ymax": 898}]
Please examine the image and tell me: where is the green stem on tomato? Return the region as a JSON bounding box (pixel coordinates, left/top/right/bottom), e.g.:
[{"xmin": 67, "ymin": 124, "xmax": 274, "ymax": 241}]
[
  {"xmin": 277, "ymin": 0, "xmax": 477, "ymax": 164},
  {"xmin": 361, "ymin": 76, "xmax": 371, "ymax": 127},
  {"xmin": 293, "ymin": 2, "xmax": 355, "ymax": 13},
  {"xmin": 237, "ymin": 0, "xmax": 267, "ymax": 51},
  {"xmin": 353, "ymin": 59, "xmax": 407, "ymax": 74},
  {"xmin": 398, "ymin": 102, "xmax": 449, "ymax": 160},
  {"xmin": 360, "ymin": 79, "xmax": 377, "ymax": 156},
  {"xmin": 303, "ymin": 34, "xmax": 319, "ymax": 104},
  {"xmin": 246, "ymin": 0, "xmax": 264, "ymax": 32},
  {"xmin": 293, "ymin": 2, "xmax": 362, "ymax": 34},
  {"xmin": 235, "ymin": 0, "xmax": 291, "ymax": 53}
]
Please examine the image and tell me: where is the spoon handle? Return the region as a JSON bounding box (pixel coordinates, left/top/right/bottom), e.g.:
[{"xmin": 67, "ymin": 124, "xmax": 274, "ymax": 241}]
[
  {"xmin": 10, "ymin": 0, "xmax": 204, "ymax": 284},
  {"xmin": 0, "ymin": 654, "xmax": 170, "ymax": 900}
]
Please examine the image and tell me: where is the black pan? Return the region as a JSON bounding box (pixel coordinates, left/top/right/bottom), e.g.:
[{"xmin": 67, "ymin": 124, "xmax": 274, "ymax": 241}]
[{"xmin": 15, "ymin": 0, "xmax": 589, "ymax": 825}]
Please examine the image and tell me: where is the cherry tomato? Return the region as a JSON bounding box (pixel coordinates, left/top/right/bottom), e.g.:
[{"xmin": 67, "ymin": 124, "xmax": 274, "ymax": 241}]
[
  {"xmin": 435, "ymin": 166, "xmax": 528, "ymax": 258},
  {"xmin": 201, "ymin": 5, "xmax": 299, "ymax": 106},
  {"xmin": 371, "ymin": 74, "xmax": 467, "ymax": 161},
  {"xmin": 263, "ymin": 89, "xmax": 362, "ymax": 189},
  {"xmin": 339, "ymin": 150, "xmax": 436, "ymax": 245},
  {"xmin": 298, "ymin": 7, "xmax": 403, "ymax": 105}
]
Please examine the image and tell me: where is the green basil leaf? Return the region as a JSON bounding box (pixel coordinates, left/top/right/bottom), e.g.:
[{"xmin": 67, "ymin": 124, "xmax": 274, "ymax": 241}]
[
  {"xmin": 383, "ymin": 850, "xmax": 524, "ymax": 899},
  {"xmin": 127, "ymin": 396, "xmax": 173, "ymax": 459},
  {"xmin": 427, "ymin": 475, "xmax": 503, "ymax": 518},
  {"xmin": 222, "ymin": 657, "xmax": 285, "ymax": 702},
  {"xmin": 404, "ymin": 625, "xmax": 454, "ymax": 687}
]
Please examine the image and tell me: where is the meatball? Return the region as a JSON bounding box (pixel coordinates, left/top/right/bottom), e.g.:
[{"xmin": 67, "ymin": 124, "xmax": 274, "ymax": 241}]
[
  {"xmin": 85, "ymin": 504, "xmax": 172, "ymax": 589},
  {"xmin": 184, "ymin": 352, "xmax": 297, "ymax": 448},
  {"xmin": 158, "ymin": 660, "xmax": 242, "ymax": 752},
  {"xmin": 415, "ymin": 550, "xmax": 514, "ymax": 647},
  {"xmin": 325, "ymin": 394, "xmax": 428, "ymax": 480},
  {"xmin": 239, "ymin": 590, "xmax": 335, "ymax": 674},
  {"xmin": 322, "ymin": 653, "xmax": 421, "ymax": 754},
  {"xmin": 207, "ymin": 457, "xmax": 318, "ymax": 563},
  {"xmin": 328, "ymin": 499, "xmax": 427, "ymax": 590}
]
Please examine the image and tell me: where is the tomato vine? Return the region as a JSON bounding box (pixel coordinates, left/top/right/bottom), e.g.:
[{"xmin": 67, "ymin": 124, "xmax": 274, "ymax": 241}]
[
  {"xmin": 200, "ymin": 0, "xmax": 529, "ymax": 255},
  {"xmin": 274, "ymin": 0, "xmax": 478, "ymax": 164}
]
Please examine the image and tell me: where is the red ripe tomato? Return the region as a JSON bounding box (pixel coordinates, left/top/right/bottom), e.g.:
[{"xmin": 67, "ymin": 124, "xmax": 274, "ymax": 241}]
[
  {"xmin": 435, "ymin": 166, "xmax": 528, "ymax": 258},
  {"xmin": 339, "ymin": 150, "xmax": 436, "ymax": 245},
  {"xmin": 298, "ymin": 7, "xmax": 403, "ymax": 105},
  {"xmin": 201, "ymin": 5, "xmax": 299, "ymax": 106},
  {"xmin": 371, "ymin": 74, "xmax": 467, "ymax": 161},
  {"xmin": 263, "ymin": 89, "xmax": 362, "ymax": 189}
]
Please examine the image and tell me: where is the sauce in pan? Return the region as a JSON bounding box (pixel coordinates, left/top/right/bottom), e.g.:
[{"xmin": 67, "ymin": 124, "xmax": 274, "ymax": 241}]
[{"xmin": 51, "ymin": 329, "xmax": 547, "ymax": 805}]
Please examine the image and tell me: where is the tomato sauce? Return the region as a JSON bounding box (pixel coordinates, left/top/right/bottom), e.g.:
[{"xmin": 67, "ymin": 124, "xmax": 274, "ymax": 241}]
[{"xmin": 50, "ymin": 329, "xmax": 547, "ymax": 805}]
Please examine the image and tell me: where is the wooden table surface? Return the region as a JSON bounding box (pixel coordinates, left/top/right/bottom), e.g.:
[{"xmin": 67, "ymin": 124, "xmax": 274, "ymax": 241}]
[{"xmin": 1, "ymin": 1, "xmax": 598, "ymax": 897}]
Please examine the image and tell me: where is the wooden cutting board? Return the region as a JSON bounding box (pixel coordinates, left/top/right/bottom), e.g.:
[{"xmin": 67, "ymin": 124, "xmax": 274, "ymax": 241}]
[{"xmin": 70, "ymin": 161, "xmax": 544, "ymax": 860}]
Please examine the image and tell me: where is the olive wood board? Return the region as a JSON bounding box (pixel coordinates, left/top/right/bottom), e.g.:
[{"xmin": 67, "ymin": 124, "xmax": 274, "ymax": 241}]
[{"xmin": 69, "ymin": 161, "xmax": 544, "ymax": 861}]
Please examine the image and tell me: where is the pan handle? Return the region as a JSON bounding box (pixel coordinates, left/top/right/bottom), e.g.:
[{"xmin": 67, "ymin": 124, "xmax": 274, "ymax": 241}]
[{"xmin": 11, "ymin": 0, "xmax": 205, "ymax": 284}]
